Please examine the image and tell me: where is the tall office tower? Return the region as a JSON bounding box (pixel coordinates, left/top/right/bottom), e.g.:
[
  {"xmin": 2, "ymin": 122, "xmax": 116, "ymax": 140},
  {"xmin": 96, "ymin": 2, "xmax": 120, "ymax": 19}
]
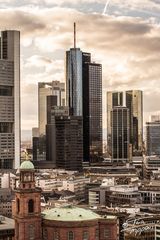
[
  {"xmin": 38, "ymin": 81, "xmax": 65, "ymax": 136},
  {"xmin": 0, "ymin": 30, "xmax": 20, "ymax": 169},
  {"xmin": 111, "ymin": 106, "xmax": 129, "ymax": 162},
  {"xmin": 66, "ymin": 48, "xmax": 102, "ymax": 161},
  {"xmin": 83, "ymin": 63, "xmax": 102, "ymax": 162},
  {"xmin": 66, "ymin": 48, "xmax": 91, "ymax": 116},
  {"xmin": 46, "ymin": 105, "xmax": 69, "ymax": 165},
  {"xmin": 126, "ymin": 90, "xmax": 143, "ymax": 154},
  {"xmin": 107, "ymin": 91, "xmax": 123, "ymax": 156},
  {"xmin": 146, "ymin": 121, "xmax": 160, "ymax": 156},
  {"xmin": 47, "ymin": 114, "xmax": 83, "ymax": 171}
]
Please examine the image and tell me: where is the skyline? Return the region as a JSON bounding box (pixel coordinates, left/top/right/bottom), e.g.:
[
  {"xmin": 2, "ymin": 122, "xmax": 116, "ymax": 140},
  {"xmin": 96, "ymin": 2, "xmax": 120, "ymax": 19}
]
[{"xmin": 0, "ymin": 0, "xmax": 159, "ymax": 139}]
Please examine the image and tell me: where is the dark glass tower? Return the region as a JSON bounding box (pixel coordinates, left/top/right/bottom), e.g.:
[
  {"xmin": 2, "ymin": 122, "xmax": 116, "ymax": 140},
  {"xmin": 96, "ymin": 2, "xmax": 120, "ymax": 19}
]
[
  {"xmin": 83, "ymin": 63, "xmax": 102, "ymax": 162},
  {"xmin": 146, "ymin": 121, "xmax": 160, "ymax": 156},
  {"xmin": 111, "ymin": 106, "xmax": 129, "ymax": 162},
  {"xmin": 51, "ymin": 115, "xmax": 83, "ymax": 171},
  {"xmin": 66, "ymin": 48, "xmax": 102, "ymax": 162},
  {"xmin": 107, "ymin": 91, "xmax": 123, "ymax": 156}
]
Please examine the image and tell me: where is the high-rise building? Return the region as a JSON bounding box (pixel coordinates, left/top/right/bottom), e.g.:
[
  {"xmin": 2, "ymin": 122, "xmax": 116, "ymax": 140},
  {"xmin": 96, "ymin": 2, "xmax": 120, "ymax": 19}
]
[
  {"xmin": 146, "ymin": 121, "xmax": 160, "ymax": 156},
  {"xmin": 66, "ymin": 47, "xmax": 102, "ymax": 162},
  {"xmin": 33, "ymin": 81, "xmax": 65, "ymax": 163},
  {"xmin": 66, "ymin": 48, "xmax": 91, "ymax": 116},
  {"xmin": 111, "ymin": 106, "xmax": 129, "ymax": 162},
  {"xmin": 47, "ymin": 114, "xmax": 83, "ymax": 171},
  {"xmin": 126, "ymin": 90, "xmax": 143, "ymax": 154},
  {"xmin": 46, "ymin": 106, "xmax": 69, "ymax": 165},
  {"xmin": 38, "ymin": 81, "xmax": 65, "ymax": 136},
  {"xmin": 107, "ymin": 91, "xmax": 123, "ymax": 156},
  {"xmin": 0, "ymin": 30, "xmax": 20, "ymax": 169},
  {"xmin": 83, "ymin": 62, "xmax": 102, "ymax": 162}
]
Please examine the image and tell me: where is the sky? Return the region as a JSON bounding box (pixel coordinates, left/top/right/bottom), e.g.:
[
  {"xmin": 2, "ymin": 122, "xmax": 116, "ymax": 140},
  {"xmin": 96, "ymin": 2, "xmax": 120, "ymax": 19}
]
[{"xmin": 0, "ymin": 0, "xmax": 160, "ymax": 140}]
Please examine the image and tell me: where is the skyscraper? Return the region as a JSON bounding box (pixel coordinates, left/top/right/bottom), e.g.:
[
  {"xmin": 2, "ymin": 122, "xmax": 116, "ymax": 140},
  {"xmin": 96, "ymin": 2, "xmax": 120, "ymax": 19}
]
[
  {"xmin": 38, "ymin": 81, "xmax": 65, "ymax": 136},
  {"xmin": 126, "ymin": 90, "xmax": 143, "ymax": 154},
  {"xmin": 66, "ymin": 48, "xmax": 91, "ymax": 116},
  {"xmin": 0, "ymin": 30, "xmax": 20, "ymax": 169},
  {"xmin": 46, "ymin": 105, "xmax": 69, "ymax": 165},
  {"xmin": 66, "ymin": 37, "xmax": 102, "ymax": 161},
  {"xmin": 107, "ymin": 91, "xmax": 123, "ymax": 156},
  {"xmin": 146, "ymin": 120, "xmax": 160, "ymax": 156},
  {"xmin": 111, "ymin": 106, "xmax": 129, "ymax": 162},
  {"xmin": 83, "ymin": 62, "xmax": 102, "ymax": 161},
  {"xmin": 33, "ymin": 81, "xmax": 65, "ymax": 163},
  {"xmin": 48, "ymin": 115, "xmax": 83, "ymax": 171}
]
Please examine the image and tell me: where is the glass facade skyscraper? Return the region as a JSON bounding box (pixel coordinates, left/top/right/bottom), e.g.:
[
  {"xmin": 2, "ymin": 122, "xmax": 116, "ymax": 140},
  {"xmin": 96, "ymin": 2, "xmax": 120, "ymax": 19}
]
[
  {"xmin": 146, "ymin": 121, "xmax": 160, "ymax": 156},
  {"xmin": 0, "ymin": 30, "xmax": 20, "ymax": 169},
  {"xmin": 126, "ymin": 90, "xmax": 143, "ymax": 154},
  {"xmin": 66, "ymin": 48, "xmax": 91, "ymax": 116},
  {"xmin": 111, "ymin": 106, "xmax": 129, "ymax": 161},
  {"xmin": 83, "ymin": 63, "xmax": 102, "ymax": 162},
  {"xmin": 66, "ymin": 48, "xmax": 102, "ymax": 162},
  {"xmin": 107, "ymin": 91, "xmax": 123, "ymax": 156},
  {"xmin": 107, "ymin": 90, "xmax": 143, "ymax": 158}
]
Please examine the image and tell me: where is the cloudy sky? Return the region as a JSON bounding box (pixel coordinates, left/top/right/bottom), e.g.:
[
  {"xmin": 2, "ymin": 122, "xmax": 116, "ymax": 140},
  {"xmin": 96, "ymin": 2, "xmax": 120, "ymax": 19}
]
[{"xmin": 0, "ymin": 0, "xmax": 160, "ymax": 140}]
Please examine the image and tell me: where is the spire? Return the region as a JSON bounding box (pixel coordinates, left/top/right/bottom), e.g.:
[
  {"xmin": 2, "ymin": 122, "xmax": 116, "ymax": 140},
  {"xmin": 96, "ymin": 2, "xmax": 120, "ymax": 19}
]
[{"xmin": 74, "ymin": 22, "xmax": 76, "ymax": 49}]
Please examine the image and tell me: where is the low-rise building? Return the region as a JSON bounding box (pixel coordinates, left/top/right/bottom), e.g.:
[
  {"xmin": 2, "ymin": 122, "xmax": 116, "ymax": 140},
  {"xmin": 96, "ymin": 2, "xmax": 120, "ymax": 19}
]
[
  {"xmin": 0, "ymin": 216, "xmax": 14, "ymax": 239},
  {"xmin": 143, "ymin": 156, "xmax": 160, "ymax": 179}
]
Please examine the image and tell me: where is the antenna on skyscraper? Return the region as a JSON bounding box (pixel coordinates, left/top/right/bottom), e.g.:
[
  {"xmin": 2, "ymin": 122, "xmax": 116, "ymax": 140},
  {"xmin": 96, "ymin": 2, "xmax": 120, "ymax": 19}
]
[{"xmin": 74, "ymin": 22, "xmax": 76, "ymax": 49}]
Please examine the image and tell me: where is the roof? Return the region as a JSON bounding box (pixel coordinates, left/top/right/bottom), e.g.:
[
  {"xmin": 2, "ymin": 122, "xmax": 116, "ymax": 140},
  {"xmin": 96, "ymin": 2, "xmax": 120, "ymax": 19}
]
[
  {"xmin": 42, "ymin": 205, "xmax": 100, "ymax": 222},
  {"xmin": 0, "ymin": 216, "xmax": 14, "ymax": 231},
  {"xmin": 20, "ymin": 160, "xmax": 34, "ymax": 170}
]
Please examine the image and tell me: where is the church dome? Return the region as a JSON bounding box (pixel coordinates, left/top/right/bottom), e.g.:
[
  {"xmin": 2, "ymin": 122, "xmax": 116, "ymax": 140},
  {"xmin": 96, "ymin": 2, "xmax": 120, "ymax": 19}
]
[
  {"xmin": 42, "ymin": 205, "xmax": 100, "ymax": 222},
  {"xmin": 20, "ymin": 160, "xmax": 34, "ymax": 170}
]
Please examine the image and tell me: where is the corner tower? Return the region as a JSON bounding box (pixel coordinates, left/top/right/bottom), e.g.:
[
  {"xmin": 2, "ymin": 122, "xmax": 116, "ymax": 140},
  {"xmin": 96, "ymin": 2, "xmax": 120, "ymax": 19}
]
[{"xmin": 13, "ymin": 160, "xmax": 41, "ymax": 240}]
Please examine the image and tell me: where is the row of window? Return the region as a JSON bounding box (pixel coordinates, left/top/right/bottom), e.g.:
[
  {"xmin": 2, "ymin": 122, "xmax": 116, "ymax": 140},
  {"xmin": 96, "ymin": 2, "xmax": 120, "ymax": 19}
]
[{"xmin": 43, "ymin": 228, "xmax": 110, "ymax": 240}]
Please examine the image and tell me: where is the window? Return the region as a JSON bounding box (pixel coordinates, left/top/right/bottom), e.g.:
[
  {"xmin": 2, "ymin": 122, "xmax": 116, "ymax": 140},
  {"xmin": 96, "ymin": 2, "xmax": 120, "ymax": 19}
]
[
  {"xmin": 68, "ymin": 231, "xmax": 74, "ymax": 240},
  {"xmin": 28, "ymin": 199, "xmax": 34, "ymax": 213},
  {"xmin": 104, "ymin": 228, "xmax": 111, "ymax": 238},
  {"xmin": 17, "ymin": 198, "xmax": 20, "ymax": 213},
  {"xmin": 43, "ymin": 229, "xmax": 48, "ymax": 240},
  {"xmin": 28, "ymin": 224, "xmax": 35, "ymax": 240},
  {"xmin": 53, "ymin": 231, "xmax": 59, "ymax": 240},
  {"xmin": 83, "ymin": 231, "xmax": 89, "ymax": 240},
  {"xmin": 95, "ymin": 229, "xmax": 99, "ymax": 240}
]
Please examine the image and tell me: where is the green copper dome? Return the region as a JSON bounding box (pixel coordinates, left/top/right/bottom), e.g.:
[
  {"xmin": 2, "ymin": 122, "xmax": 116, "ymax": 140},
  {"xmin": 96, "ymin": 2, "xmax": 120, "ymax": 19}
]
[
  {"xmin": 42, "ymin": 206, "xmax": 100, "ymax": 222},
  {"xmin": 20, "ymin": 160, "xmax": 34, "ymax": 170}
]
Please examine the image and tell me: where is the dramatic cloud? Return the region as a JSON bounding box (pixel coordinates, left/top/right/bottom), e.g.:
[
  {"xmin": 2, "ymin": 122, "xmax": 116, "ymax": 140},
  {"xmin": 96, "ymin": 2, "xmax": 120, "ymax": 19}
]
[{"xmin": 0, "ymin": 2, "xmax": 159, "ymax": 136}]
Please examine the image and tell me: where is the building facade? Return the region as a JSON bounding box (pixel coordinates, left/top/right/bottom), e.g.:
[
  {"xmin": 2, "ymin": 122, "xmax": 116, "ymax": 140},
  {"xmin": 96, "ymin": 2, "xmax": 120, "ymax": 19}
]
[
  {"xmin": 146, "ymin": 121, "xmax": 160, "ymax": 156},
  {"xmin": 111, "ymin": 106, "xmax": 129, "ymax": 162},
  {"xmin": 52, "ymin": 116, "xmax": 83, "ymax": 171},
  {"xmin": 13, "ymin": 160, "xmax": 42, "ymax": 240},
  {"xmin": 38, "ymin": 81, "xmax": 65, "ymax": 136},
  {"xmin": 0, "ymin": 30, "xmax": 20, "ymax": 169},
  {"xmin": 126, "ymin": 90, "xmax": 143, "ymax": 155},
  {"xmin": 66, "ymin": 48, "xmax": 102, "ymax": 162},
  {"xmin": 107, "ymin": 90, "xmax": 143, "ymax": 158},
  {"xmin": 107, "ymin": 91, "xmax": 123, "ymax": 156},
  {"xmin": 83, "ymin": 62, "xmax": 102, "ymax": 162}
]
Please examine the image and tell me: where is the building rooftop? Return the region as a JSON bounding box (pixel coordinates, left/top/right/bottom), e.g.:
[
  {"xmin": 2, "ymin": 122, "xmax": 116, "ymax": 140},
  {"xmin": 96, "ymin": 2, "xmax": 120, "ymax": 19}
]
[
  {"xmin": 42, "ymin": 205, "xmax": 100, "ymax": 222},
  {"xmin": 0, "ymin": 216, "xmax": 14, "ymax": 231},
  {"xmin": 20, "ymin": 160, "xmax": 34, "ymax": 170}
]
